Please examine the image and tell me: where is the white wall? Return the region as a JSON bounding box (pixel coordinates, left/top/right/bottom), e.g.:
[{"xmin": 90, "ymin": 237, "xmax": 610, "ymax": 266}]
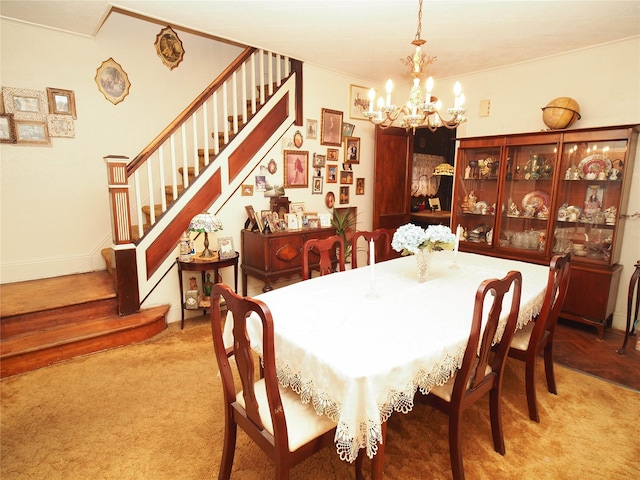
[{"xmin": 0, "ymin": 12, "xmax": 243, "ymax": 282}]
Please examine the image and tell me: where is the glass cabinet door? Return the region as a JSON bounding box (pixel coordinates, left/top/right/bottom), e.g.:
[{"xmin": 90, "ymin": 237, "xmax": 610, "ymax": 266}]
[
  {"xmin": 497, "ymin": 141, "xmax": 559, "ymax": 257},
  {"xmin": 554, "ymin": 136, "xmax": 628, "ymax": 266},
  {"xmin": 454, "ymin": 144, "xmax": 501, "ymax": 247}
]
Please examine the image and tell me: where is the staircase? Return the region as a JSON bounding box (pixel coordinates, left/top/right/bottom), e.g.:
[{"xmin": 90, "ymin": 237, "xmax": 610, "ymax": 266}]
[{"xmin": 0, "ymin": 272, "xmax": 168, "ymax": 377}]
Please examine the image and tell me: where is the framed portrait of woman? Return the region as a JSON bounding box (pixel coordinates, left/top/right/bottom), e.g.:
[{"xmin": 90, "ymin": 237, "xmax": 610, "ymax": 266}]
[
  {"xmin": 283, "ymin": 150, "xmax": 309, "ymax": 188},
  {"xmin": 320, "ymin": 108, "xmax": 343, "ymax": 146}
]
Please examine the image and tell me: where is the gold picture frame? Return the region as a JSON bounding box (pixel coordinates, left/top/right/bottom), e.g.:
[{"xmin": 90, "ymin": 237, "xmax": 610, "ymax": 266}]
[
  {"xmin": 320, "ymin": 108, "xmax": 343, "ymax": 146},
  {"xmin": 15, "ymin": 119, "xmax": 50, "ymax": 145},
  {"xmin": 344, "ymin": 136, "xmax": 360, "ymax": 164},
  {"xmin": 46, "ymin": 87, "xmax": 76, "ymax": 118},
  {"xmin": 155, "ymin": 26, "xmax": 185, "ymax": 70},
  {"xmin": 47, "ymin": 115, "xmax": 75, "ymax": 138},
  {"xmin": 349, "ymin": 84, "xmax": 371, "ymax": 120},
  {"xmin": 95, "ymin": 57, "xmax": 131, "ymax": 105},
  {"xmin": 283, "ymin": 150, "xmax": 309, "ymax": 188}
]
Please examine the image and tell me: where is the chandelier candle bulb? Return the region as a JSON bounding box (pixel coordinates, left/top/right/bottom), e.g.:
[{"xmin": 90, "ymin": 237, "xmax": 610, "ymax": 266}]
[
  {"xmin": 385, "ymin": 80, "xmax": 393, "ymax": 106},
  {"xmin": 426, "ymin": 76, "xmax": 433, "ymax": 102},
  {"xmin": 368, "ymin": 88, "xmax": 376, "ymax": 112}
]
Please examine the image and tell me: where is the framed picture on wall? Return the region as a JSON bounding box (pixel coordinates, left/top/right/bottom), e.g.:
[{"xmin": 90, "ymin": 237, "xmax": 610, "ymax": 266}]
[
  {"xmin": 0, "ymin": 113, "xmax": 17, "ymax": 144},
  {"xmin": 283, "ymin": 150, "xmax": 309, "ymax": 188},
  {"xmin": 155, "ymin": 26, "xmax": 185, "ymax": 70},
  {"xmin": 306, "ymin": 119, "xmax": 318, "ymax": 139},
  {"xmin": 339, "ymin": 186, "xmax": 350, "ymax": 204},
  {"xmin": 320, "ymin": 108, "xmax": 343, "ymax": 146},
  {"xmin": 15, "ymin": 120, "xmax": 50, "ymax": 145},
  {"xmin": 2, "ymin": 87, "xmax": 48, "ymax": 121},
  {"xmin": 46, "ymin": 87, "xmax": 77, "ymax": 118},
  {"xmin": 312, "ymin": 176, "xmax": 323, "ymax": 194},
  {"xmin": 344, "ymin": 136, "xmax": 360, "ymax": 163},
  {"xmin": 349, "ymin": 84, "xmax": 371, "ymax": 120},
  {"xmin": 95, "ymin": 57, "xmax": 131, "ymax": 105}
]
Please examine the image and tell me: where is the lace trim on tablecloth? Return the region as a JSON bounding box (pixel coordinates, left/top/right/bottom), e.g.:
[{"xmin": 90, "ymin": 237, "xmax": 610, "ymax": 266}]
[{"xmin": 273, "ymin": 343, "xmax": 466, "ymax": 463}]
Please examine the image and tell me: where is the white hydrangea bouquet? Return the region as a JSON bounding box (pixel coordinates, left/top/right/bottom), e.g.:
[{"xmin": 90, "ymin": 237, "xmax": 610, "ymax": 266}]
[{"xmin": 392, "ymin": 223, "xmax": 456, "ymax": 255}]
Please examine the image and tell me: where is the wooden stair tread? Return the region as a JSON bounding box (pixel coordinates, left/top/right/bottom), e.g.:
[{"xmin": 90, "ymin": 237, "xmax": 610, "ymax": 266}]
[
  {"xmin": 1, "ymin": 271, "xmax": 115, "ymax": 318},
  {"xmin": 0, "ymin": 305, "xmax": 169, "ymax": 358}
]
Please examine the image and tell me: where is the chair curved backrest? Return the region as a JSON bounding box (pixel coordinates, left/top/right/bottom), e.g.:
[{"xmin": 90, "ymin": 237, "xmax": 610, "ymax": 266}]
[
  {"xmin": 301, "ymin": 235, "xmax": 345, "ymax": 280},
  {"xmin": 508, "ymin": 251, "xmax": 571, "ymax": 422},
  {"xmin": 350, "ymin": 229, "xmax": 393, "ymax": 269},
  {"xmin": 210, "ymin": 283, "xmax": 339, "ymax": 479},
  {"xmin": 455, "ymin": 270, "xmax": 522, "ymax": 400},
  {"xmin": 423, "ymin": 270, "xmax": 522, "ymax": 480}
]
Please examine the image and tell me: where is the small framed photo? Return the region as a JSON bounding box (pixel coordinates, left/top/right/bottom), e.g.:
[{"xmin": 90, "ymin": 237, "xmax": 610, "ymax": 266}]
[
  {"xmin": 428, "ymin": 197, "xmax": 441, "ymax": 211},
  {"xmin": 345, "ymin": 136, "xmax": 360, "ymax": 164},
  {"xmin": 290, "ymin": 202, "xmax": 306, "ymax": 213},
  {"xmin": 319, "ymin": 212, "xmax": 332, "ymax": 227},
  {"xmin": 155, "ymin": 26, "xmax": 185, "ymax": 70},
  {"xmin": 95, "ymin": 57, "xmax": 131, "ymax": 105},
  {"xmin": 349, "ymin": 84, "xmax": 371, "ymax": 120},
  {"xmin": 47, "ymin": 115, "xmax": 75, "ymax": 138},
  {"xmin": 327, "ymin": 148, "xmax": 339, "ymax": 161},
  {"xmin": 283, "ymin": 150, "xmax": 309, "ymax": 188},
  {"xmin": 326, "ymin": 165, "xmax": 338, "ymax": 183},
  {"xmin": 306, "ymin": 119, "xmax": 318, "ymax": 140},
  {"xmin": 312, "ymin": 153, "xmax": 326, "ymax": 168},
  {"xmin": 312, "ymin": 177, "xmax": 323, "ymax": 194},
  {"xmin": 324, "ymin": 192, "xmax": 336, "ymax": 209},
  {"xmin": 356, "ymin": 178, "xmax": 365, "ymax": 195},
  {"xmin": 244, "ymin": 205, "xmax": 257, "ymax": 230},
  {"xmin": 2, "ymin": 87, "xmax": 48, "ymax": 121},
  {"xmin": 255, "ymin": 175, "xmax": 266, "ymax": 192},
  {"xmin": 15, "ymin": 120, "xmax": 50, "ymax": 145},
  {"xmin": 307, "ymin": 216, "xmax": 321, "ymax": 229},
  {"xmin": 340, "ymin": 170, "xmax": 354, "ymax": 184},
  {"xmin": 285, "ymin": 213, "xmax": 299, "ymax": 230},
  {"xmin": 241, "ymin": 184, "xmax": 254, "ymax": 196},
  {"xmin": 339, "ymin": 186, "xmax": 350, "ymax": 205},
  {"xmin": 0, "ymin": 113, "xmax": 17, "ymax": 144},
  {"xmin": 218, "ymin": 237, "xmax": 235, "ymax": 259},
  {"xmin": 320, "ymin": 108, "xmax": 343, "ymax": 146},
  {"xmin": 46, "ymin": 88, "xmax": 76, "ymax": 118},
  {"xmin": 342, "ymin": 122, "xmax": 355, "ymax": 138}
]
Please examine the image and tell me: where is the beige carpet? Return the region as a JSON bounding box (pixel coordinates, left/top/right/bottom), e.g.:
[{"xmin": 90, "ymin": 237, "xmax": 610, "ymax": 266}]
[{"xmin": 1, "ymin": 318, "xmax": 639, "ymax": 480}]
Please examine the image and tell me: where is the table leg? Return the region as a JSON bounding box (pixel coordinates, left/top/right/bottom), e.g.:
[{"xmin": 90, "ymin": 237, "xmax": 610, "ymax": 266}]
[
  {"xmin": 371, "ymin": 421, "xmax": 387, "ymax": 480},
  {"xmin": 233, "ymin": 261, "xmax": 238, "ymax": 293}
]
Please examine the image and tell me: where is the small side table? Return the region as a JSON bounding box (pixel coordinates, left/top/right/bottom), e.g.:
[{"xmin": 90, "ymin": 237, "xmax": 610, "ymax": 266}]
[{"xmin": 177, "ymin": 253, "xmax": 239, "ymax": 329}]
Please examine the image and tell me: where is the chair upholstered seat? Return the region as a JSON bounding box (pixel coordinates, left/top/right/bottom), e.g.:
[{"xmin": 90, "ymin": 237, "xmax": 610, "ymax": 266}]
[
  {"xmin": 236, "ymin": 379, "xmax": 337, "ymax": 452},
  {"xmin": 509, "ymin": 321, "xmax": 536, "ymax": 351},
  {"xmin": 429, "ymin": 364, "xmax": 492, "ymax": 403}
]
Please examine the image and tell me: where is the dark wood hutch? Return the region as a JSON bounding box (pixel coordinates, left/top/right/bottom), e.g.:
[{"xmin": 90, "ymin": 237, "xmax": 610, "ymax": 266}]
[{"xmin": 451, "ymin": 124, "xmax": 639, "ymax": 338}]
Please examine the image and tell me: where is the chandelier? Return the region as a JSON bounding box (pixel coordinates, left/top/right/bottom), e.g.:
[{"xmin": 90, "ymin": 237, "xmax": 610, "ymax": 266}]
[{"xmin": 363, "ymin": 0, "xmax": 466, "ymax": 132}]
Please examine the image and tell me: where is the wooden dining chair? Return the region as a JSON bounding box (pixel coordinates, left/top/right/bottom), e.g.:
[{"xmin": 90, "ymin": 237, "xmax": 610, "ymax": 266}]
[
  {"xmin": 301, "ymin": 235, "xmax": 345, "ymax": 280},
  {"xmin": 210, "ymin": 283, "xmax": 359, "ymax": 479},
  {"xmin": 350, "ymin": 229, "xmax": 393, "ymax": 269},
  {"xmin": 507, "ymin": 252, "xmax": 572, "ymax": 422},
  {"xmin": 419, "ymin": 270, "xmax": 522, "ymax": 480}
]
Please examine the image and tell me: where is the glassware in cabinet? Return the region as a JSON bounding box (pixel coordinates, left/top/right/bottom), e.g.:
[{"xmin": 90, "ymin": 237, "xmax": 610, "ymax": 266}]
[
  {"xmin": 453, "ymin": 144, "xmax": 501, "ymax": 247},
  {"xmin": 554, "ymin": 133, "xmax": 631, "ymax": 266},
  {"xmin": 497, "ymin": 141, "xmax": 559, "ymax": 257}
]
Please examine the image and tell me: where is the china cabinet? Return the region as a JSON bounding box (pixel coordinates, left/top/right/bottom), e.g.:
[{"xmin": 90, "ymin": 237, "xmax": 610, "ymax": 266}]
[{"xmin": 452, "ymin": 125, "xmax": 638, "ymax": 338}]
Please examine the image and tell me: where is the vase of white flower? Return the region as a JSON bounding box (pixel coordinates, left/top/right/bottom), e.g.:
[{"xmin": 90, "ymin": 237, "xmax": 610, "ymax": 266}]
[
  {"xmin": 415, "ymin": 247, "xmax": 433, "ymax": 283},
  {"xmin": 391, "ymin": 223, "xmax": 455, "ymax": 282}
]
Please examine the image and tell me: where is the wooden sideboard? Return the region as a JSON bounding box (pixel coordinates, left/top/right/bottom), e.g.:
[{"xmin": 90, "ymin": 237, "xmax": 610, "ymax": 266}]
[{"xmin": 241, "ymin": 227, "xmax": 336, "ymax": 295}]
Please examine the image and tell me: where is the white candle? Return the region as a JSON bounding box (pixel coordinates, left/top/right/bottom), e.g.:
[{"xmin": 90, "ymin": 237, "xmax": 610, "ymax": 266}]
[
  {"xmin": 385, "ymin": 79, "xmax": 393, "ymax": 106},
  {"xmin": 370, "ymin": 239, "xmax": 376, "ymax": 265},
  {"xmin": 368, "ymin": 88, "xmax": 375, "ymax": 113},
  {"xmin": 455, "ymin": 224, "xmax": 461, "ymax": 253}
]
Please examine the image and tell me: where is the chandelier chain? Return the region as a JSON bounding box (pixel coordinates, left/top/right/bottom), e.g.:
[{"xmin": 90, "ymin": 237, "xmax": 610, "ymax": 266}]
[{"xmin": 414, "ymin": 0, "xmax": 423, "ymax": 43}]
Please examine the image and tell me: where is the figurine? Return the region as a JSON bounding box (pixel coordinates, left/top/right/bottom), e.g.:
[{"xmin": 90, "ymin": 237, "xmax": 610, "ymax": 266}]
[
  {"xmin": 605, "ymin": 206, "xmax": 617, "ymax": 225},
  {"xmin": 609, "ymin": 168, "xmax": 620, "ymax": 181},
  {"xmin": 508, "ymin": 199, "xmax": 520, "ymax": 216}
]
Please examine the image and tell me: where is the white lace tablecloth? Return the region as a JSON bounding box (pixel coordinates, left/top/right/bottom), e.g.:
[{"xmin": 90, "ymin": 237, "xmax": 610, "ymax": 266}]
[{"xmin": 224, "ymin": 251, "xmax": 548, "ymax": 463}]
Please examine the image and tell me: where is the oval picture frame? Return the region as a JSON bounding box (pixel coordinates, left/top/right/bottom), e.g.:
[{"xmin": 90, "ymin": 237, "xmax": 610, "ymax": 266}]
[
  {"xmin": 95, "ymin": 57, "xmax": 131, "ymax": 105},
  {"xmin": 155, "ymin": 26, "xmax": 185, "ymax": 70}
]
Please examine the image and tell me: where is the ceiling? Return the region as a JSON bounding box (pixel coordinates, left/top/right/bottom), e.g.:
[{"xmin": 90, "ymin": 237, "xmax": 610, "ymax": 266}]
[{"xmin": 2, "ymin": 0, "xmax": 639, "ymax": 87}]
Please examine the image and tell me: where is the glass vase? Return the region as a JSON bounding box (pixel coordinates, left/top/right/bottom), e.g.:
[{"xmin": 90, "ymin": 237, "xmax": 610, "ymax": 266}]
[{"xmin": 415, "ymin": 248, "xmax": 433, "ymax": 283}]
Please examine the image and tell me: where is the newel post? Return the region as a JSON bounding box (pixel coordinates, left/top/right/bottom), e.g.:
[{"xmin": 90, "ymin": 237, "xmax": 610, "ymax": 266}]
[{"xmin": 104, "ymin": 155, "xmax": 140, "ymax": 315}]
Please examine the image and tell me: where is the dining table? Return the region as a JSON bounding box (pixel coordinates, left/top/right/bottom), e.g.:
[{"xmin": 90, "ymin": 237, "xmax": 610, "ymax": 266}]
[{"xmin": 223, "ymin": 250, "xmax": 549, "ymax": 478}]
